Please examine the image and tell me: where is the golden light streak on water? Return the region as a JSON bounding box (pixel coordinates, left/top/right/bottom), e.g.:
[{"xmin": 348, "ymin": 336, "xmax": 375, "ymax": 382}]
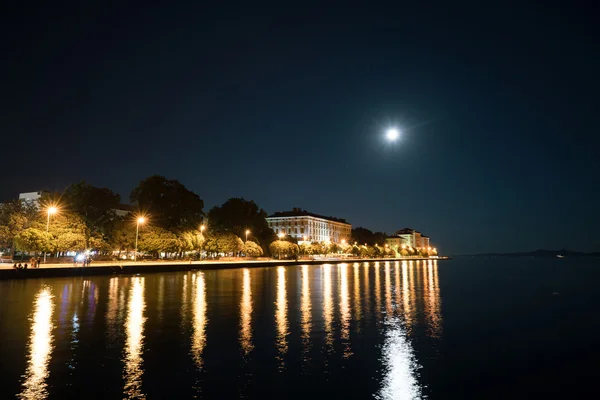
[
  {"xmin": 192, "ymin": 272, "xmax": 207, "ymax": 368},
  {"xmin": 402, "ymin": 261, "xmax": 413, "ymax": 329},
  {"xmin": 363, "ymin": 262, "xmax": 370, "ymax": 321},
  {"xmin": 375, "ymin": 262, "xmax": 382, "ymax": 317},
  {"xmin": 275, "ymin": 266, "xmax": 288, "ymax": 368},
  {"xmin": 394, "ymin": 261, "xmax": 401, "ymax": 315},
  {"xmin": 353, "ymin": 263, "xmax": 362, "ymax": 331},
  {"xmin": 19, "ymin": 286, "xmax": 54, "ymax": 400},
  {"xmin": 426, "ymin": 260, "xmax": 442, "ymax": 338},
  {"xmin": 123, "ymin": 277, "xmax": 146, "ymax": 399},
  {"xmin": 300, "ymin": 265, "xmax": 312, "ymax": 363},
  {"xmin": 384, "ymin": 262, "xmax": 393, "ymax": 317},
  {"xmin": 240, "ymin": 269, "xmax": 253, "ymax": 356},
  {"xmin": 323, "ymin": 264, "xmax": 333, "ymax": 350},
  {"xmin": 339, "ymin": 263, "xmax": 352, "ymax": 358}
]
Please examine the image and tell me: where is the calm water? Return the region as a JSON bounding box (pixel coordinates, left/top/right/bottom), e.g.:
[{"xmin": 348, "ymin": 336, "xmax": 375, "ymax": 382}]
[{"xmin": 1, "ymin": 259, "xmax": 599, "ymax": 399}]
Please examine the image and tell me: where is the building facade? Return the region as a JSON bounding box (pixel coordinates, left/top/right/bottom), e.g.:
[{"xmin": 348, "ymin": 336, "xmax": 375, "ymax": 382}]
[
  {"xmin": 386, "ymin": 228, "xmax": 432, "ymax": 250},
  {"xmin": 266, "ymin": 208, "xmax": 351, "ymax": 244}
]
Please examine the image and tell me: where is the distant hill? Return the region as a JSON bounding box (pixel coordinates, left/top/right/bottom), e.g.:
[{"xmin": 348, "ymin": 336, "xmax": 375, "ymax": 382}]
[{"xmin": 458, "ymin": 249, "xmax": 600, "ymax": 257}]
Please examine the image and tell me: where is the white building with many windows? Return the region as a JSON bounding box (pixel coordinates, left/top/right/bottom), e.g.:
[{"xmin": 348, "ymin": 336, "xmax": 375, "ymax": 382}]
[{"xmin": 266, "ymin": 208, "xmax": 351, "ymax": 244}]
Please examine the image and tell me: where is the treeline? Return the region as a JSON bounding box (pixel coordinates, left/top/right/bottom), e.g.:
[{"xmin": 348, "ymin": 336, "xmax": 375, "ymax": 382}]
[
  {"xmin": 0, "ymin": 175, "xmax": 275, "ymax": 260},
  {"xmin": 0, "ymin": 174, "xmax": 436, "ymax": 260}
]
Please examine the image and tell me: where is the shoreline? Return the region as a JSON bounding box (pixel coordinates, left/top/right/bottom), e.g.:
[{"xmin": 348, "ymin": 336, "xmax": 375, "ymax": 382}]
[{"xmin": 0, "ymin": 257, "xmax": 450, "ymax": 280}]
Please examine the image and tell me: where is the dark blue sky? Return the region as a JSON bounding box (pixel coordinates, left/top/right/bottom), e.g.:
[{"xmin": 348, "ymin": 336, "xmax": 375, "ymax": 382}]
[{"xmin": 2, "ymin": 1, "xmax": 599, "ymax": 254}]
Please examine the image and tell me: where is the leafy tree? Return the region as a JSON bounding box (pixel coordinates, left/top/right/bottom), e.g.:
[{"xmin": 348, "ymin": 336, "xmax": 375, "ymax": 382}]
[
  {"xmin": 130, "ymin": 175, "xmax": 204, "ymax": 231},
  {"xmin": 46, "ymin": 211, "xmax": 88, "ymax": 253},
  {"xmin": 269, "ymin": 240, "xmax": 298, "ymax": 259},
  {"xmin": 14, "ymin": 228, "xmax": 50, "ymax": 253},
  {"xmin": 351, "ymin": 227, "xmax": 376, "ymax": 246},
  {"xmin": 63, "ymin": 182, "xmax": 121, "ymax": 244},
  {"xmin": 216, "ymin": 232, "xmax": 244, "ymax": 255},
  {"xmin": 207, "ymin": 198, "xmax": 274, "ymax": 254},
  {"xmin": 431, "ymin": 248, "xmax": 438, "ymax": 256},
  {"xmin": 372, "ymin": 232, "xmax": 388, "ymax": 246},
  {"xmin": 310, "ymin": 243, "xmax": 323, "ymax": 255},
  {"xmin": 400, "ymin": 248, "xmax": 409, "ymax": 257},
  {"xmin": 368, "ymin": 245, "xmax": 382, "ymax": 258},
  {"xmin": 384, "ymin": 246, "xmax": 396, "ymax": 257},
  {"xmin": 418, "ymin": 248, "xmax": 430, "ymax": 257},
  {"xmin": 0, "ymin": 200, "xmax": 38, "ymax": 252},
  {"xmin": 351, "ymin": 245, "xmax": 361, "ymax": 256},
  {"xmin": 299, "ymin": 242, "xmax": 312, "ymax": 256},
  {"xmin": 242, "ymin": 240, "xmax": 263, "ymax": 257},
  {"xmin": 137, "ymin": 226, "xmax": 179, "ymax": 257},
  {"xmin": 108, "ymin": 219, "xmax": 136, "ymax": 257}
]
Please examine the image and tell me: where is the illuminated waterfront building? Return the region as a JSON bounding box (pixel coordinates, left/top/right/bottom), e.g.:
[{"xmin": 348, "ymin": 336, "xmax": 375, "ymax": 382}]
[{"xmin": 266, "ymin": 208, "xmax": 351, "ymax": 244}]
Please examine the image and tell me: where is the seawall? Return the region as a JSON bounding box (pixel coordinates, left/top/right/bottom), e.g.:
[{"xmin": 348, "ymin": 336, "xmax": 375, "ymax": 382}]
[{"xmin": 0, "ymin": 257, "xmax": 450, "ymax": 281}]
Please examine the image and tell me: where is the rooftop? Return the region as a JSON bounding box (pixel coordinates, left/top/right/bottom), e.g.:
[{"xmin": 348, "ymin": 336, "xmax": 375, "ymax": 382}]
[{"xmin": 268, "ymin": 208, "xmax": 349, "ymax": 224}]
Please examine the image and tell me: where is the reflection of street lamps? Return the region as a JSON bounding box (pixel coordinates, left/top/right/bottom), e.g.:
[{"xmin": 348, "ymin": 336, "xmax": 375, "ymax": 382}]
[
  {"xmin": 245, "ymin": 229, "xmax": 250, "ymax": 243},
  {"xmin": 44, "ymin": 206, "xmax": 58, "ymax": 263},
  {"xmin": 134, "ymin": 217, "xmax": 146, "ymax": 262}
]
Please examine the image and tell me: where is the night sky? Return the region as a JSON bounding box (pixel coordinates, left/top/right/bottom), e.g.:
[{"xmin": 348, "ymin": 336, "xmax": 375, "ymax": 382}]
[{"xmin": 3, "ymin": 2, "xmax": 599, "ymax": 254}]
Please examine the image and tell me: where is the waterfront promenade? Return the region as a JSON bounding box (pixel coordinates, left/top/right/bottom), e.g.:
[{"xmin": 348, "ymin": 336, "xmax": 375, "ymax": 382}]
[{"xmin": 0, "ymin": 257, "xmax": 448, "ymax": 280}]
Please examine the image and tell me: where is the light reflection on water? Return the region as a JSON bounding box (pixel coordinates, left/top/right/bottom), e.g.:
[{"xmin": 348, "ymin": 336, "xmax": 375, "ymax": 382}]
[
  {"xmin": 240, "ymin": 269, "xmax": 253, "ymax": 356},
  {"xmin": 323, "ymin": 264, "xmax": 334, "ymax": 351},
  {"xmin": 192, "ymin": 272, "xmax": 207, "ymax": 368},
  {"xmin": 275, "ymin": 266, "xmax": 288, "ymax": 368},
  {"xmin": 10, "ymin": 262, "xmax": 443, "ymax": 398},
  {"xmin": 300, "ymin": 265, "xmax": 312, "ymax": 366},
  {"xmin": 123, "ymin": 277, "xmax": 146, "ymax": 399},
  {"xmin": 339, "ymin": 263, "xmax": 352, "ymax": 358},
  {"xmin": 19, "ymin": 286, "xmax": 54, "ymax": 400}
]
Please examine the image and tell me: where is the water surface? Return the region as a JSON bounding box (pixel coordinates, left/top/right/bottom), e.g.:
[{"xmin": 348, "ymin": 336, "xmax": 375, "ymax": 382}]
[{"xmin": 1, "ymin": 259, "xmax": 598, "ymax": 399}]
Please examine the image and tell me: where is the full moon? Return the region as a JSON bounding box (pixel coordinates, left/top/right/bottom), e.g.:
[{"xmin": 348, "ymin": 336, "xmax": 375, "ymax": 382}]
[{"xmin": 386, "ymin": 128, "xmax": 400, "ymax": 141}]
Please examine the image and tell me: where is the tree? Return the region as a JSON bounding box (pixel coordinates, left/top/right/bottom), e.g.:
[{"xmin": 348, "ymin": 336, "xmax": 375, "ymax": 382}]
[
  {"xmin": 14, "ymin": 228, "xmax": 50, "ymax": 253},
  {"xmin": 384, "ymin": 246, "xmax": 396, "ymax": 257},
  {"xmin": 130, "ymin": 175, "xmax": 204, "ymax": 231},
  {"xmin": 108, "ymin": 219, "xmax": 136, "ymax": 258},
  {"xmin": 299, "ymin": 242, "xmax": 312, "ymax": 256},
  {"xmin": 351, "ymin": 245, "xmax": 361, "ymax": 256},
  {"xmin": 63, "ymin": 182, "xmax": 121, "ymax": 246},
  {"xmin": 242, "ymin": 240, "xmax": 263, "ymax": 257},
  {"xmin": 207, "ymin": 198, "xmax": 274, "ymax": 254},
  {"xmin": 400, "ymin": 248, "xmax": 409, "ymax": 257},
  {"xmin": 46, "ymin": 211, "xmax": 88, "ymax": 254},
  {"xmin": 372, "ymin": 232, "xmax": 388, "ymax": 246},
  {"xmin": 431, "ymin": 248, "xmax": 438, "ymax": 256},
  {"xmin": 137, "ymin": 226, "xmax": 179, "ymax": 257},
  {"xmin": 351, "ymin": 227, "xmax": 376, "ymax": 246},
  {"xmin": 269, "ymin": 240, "xmax": 298, "ymax": 259},
  {"xmin": 216, "ymin": 232, "xmax": 244, "ymax": 255},
  {"xmin": 0, "ymin": 200, "xmax": 38, "ymax": 252}
]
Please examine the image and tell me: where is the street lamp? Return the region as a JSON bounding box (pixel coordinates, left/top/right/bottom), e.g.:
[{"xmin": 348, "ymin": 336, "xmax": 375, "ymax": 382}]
[
  {"xmin": 134, "ymin": 217, "xmax": 146, "ymax": 262},
  {"xmin": 245, "ymin": 229, "xmax": 250, "ymax": 243},
  {"xmin": 43, "ymin": 206, "xmax": 58, "ymax": 263}
]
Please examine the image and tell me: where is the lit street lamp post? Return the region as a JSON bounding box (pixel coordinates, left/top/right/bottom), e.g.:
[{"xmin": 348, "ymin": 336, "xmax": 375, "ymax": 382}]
[
  {"xmin": 44, "ymin": 206, "xmax": 58, "ymax": 263},
  {"xmin": 245, "ymin": 229, "xmax": 250, "ymax": 243},
  {"xmin": 134, "ymin": 217, "xmax": 146, "ymax": 262}
]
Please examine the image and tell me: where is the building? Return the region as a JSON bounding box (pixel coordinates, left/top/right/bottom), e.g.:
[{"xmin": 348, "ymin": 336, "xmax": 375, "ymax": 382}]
[
  {"xmin": 18, "ymin": 191, "xmax": 47, "ymax": 208},
  {"xmin": 386, "ymin": 228, "xmax": 433, "ymax": 251},
  {"xmin": 266, "ymin": 208, "xmax": 351, "ymax": 244}
]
